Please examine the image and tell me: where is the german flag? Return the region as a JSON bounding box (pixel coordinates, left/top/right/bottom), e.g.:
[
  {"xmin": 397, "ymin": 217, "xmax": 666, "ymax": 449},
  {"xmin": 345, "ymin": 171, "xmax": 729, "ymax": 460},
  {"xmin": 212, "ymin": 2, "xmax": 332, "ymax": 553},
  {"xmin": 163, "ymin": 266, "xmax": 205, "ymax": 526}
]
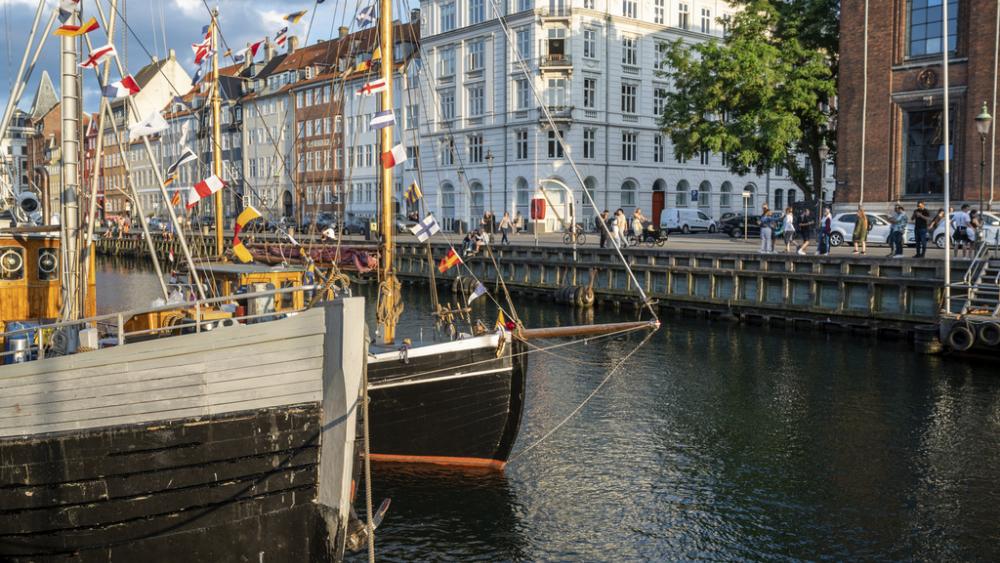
[
  {"xmin": 54, "ymin": 17, "xmax": 99, "ymax": 37},
  {"xmin": 437, "ymin": 248, "xmax": 462, "ymax": 274}
]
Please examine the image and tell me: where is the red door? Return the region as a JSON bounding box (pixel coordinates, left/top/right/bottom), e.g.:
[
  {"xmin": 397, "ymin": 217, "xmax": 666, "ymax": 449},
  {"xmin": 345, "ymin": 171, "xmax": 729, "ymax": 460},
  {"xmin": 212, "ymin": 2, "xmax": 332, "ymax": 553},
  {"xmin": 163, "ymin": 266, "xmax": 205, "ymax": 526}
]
[{"xmin": 652, "ymin": 191, "xmax": 665, "ymax": 227}]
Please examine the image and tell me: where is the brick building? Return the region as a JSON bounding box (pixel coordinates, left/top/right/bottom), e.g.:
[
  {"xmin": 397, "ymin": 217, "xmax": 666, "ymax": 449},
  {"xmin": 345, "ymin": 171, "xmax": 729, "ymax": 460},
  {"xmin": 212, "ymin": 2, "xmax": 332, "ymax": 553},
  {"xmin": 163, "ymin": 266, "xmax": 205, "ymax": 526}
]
[{"xmin": 837, "ymin": 0, "xmax": 1000, "ymax": 209}]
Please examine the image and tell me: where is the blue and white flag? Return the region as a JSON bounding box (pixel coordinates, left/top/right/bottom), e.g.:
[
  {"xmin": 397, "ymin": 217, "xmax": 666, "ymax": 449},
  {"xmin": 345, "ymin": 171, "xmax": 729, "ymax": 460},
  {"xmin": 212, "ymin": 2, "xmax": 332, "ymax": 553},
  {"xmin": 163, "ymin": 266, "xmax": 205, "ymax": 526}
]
[
  {"xmin": 409, "ymin": 214, "xmax": 440, "ymax": 243},
  {"xmin": 357, "ymin": 5, "xmax": 376, "ymax": 27},
  {"xmin": 369, "ymin": 110, "xmax": 395, "ymax": 130},
  {"xmin": 192, "ymin": 66, "xmax": 204, "ymax": 85},
  {"xmin": 468, "ymin": 282, "xmax": 488, "ymax": 304}
]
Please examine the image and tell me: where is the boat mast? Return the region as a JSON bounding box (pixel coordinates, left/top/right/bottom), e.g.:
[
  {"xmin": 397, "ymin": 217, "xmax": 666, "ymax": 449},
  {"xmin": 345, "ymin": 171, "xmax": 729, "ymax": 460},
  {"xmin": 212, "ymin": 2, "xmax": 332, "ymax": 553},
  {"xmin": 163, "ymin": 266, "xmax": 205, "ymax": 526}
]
[
  {"xmin": 210, "ymin": 9, "xmax": 224, "ymax": 259},
  {"xmin": 59, "ymin": 9, "xmax": 81, "ymax": 321},
  {"xmin": 378, "ymin": 0, "xmax": 400, "ymax": 344}
]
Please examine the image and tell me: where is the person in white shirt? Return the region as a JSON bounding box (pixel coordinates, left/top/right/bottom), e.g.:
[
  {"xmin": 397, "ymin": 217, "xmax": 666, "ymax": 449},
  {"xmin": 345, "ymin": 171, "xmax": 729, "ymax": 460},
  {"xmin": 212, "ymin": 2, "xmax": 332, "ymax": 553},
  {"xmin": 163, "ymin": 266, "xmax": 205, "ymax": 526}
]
[
  {"xmin": 782, "ymin": 208, "xmax": 798, "ymax": 253},
  {"xmin": 952, "ymin": 204, "xmax": 971, "ymax": 256}
]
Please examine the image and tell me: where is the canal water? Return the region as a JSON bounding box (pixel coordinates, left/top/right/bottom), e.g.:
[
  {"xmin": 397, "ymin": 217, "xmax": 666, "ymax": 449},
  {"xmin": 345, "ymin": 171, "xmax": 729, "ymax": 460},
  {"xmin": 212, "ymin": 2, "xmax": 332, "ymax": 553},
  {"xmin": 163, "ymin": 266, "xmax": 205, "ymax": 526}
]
[{"xmin": 97, "ymin": 259, "xmax": 1000, "ymax": 561}]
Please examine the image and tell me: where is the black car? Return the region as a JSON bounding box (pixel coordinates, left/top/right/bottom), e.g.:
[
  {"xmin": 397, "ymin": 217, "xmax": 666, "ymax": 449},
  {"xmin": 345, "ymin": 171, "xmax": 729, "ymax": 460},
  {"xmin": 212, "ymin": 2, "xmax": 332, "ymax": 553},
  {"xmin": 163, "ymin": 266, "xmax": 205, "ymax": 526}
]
[
  {"xmin": 302, "ymin": 212, "xmax": 336, "ymax": 233},
  {"xmin": 723, "ymin": 212, "xmax": 782, "ymax": 238}
]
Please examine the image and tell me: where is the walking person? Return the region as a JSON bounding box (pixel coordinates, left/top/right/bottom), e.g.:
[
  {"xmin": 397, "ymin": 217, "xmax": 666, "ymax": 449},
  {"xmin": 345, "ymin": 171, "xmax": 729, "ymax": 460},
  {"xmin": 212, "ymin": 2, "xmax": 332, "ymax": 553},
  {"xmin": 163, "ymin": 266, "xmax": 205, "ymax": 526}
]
[
  {"xmin": 759, "ymin": 204, "xmax": 773, "ymax": 253},
  {"xmin": 911, "ymin": 201, "xmax": 930, "ymax": 258},
  {"xmin": 615, "ymin": 208, "xmax": 629, "ymax": 248},
  {"xmin": 818, "ymin": 208, "xmax": 833, "ymax": 255},
  {"xmin": 797, "ymin": 208, "xmax": 814, "ymax": 255},
  {"xmin": 952, "ymin": 204, "xmax": 971, "ymax": 257},
  {"xmin": 852, "ymin": 207, "xmax": 869, "ymax": 255},
  {"xmin": 631, "ymin": 208, "xmax": 646, "ymax": 243},
  {"xmin": 499, "ymin": 211, "xmax": 512, "ymax": 246},
  {"xmin": 966, "ymin": 209, "xmax": 981, "ymax": 258},
  {"xmin": 781, "ymin": 207, "xmax": 797, "ymax": 253},
  {"xmin": 889, "ymin": 205, "xmax": 907, "ymax": 258},
  {"xmin": 597, "ymin": 210, "xmax": 609, "ymax": 248}
]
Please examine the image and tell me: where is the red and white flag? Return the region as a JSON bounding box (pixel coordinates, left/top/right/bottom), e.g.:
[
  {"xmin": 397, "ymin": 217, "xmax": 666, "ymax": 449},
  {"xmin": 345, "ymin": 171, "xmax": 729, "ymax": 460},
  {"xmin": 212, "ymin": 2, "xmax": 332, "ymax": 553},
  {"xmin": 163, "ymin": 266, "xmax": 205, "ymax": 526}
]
[
  {"xmin": 80, "ymin": 44, "xmax": 116, "ymax": 69},
  {"xmin": 248, "ymin": 40, "xmax": 264, "ymax": 58},
  {"xmin": 102, "ymin": 75, "xmax": 140, "ymax": 99},
  {"xmin": 192, "ymin": 37, "xmax": 213, "ymax": 65},
  {"xmin": 356, "ymin": 79, "xmax": 387, "ymax": 96},
  {"xmin": 186, "ymin": 175, "xmax": 225, "ymax": 208},
  {"xmin": 381, "ymin": 144, "xmax": 407, "ymax": 169}
]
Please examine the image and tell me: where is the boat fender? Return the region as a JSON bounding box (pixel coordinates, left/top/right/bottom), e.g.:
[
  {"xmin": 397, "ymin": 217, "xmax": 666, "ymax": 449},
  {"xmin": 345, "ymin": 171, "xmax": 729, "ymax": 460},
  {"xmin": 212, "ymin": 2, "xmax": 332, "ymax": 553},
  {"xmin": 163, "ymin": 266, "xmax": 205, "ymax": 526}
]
[
  {"xmin": 946, "ymin": 324, "xmax": 975, "ymax": 352},
  {"xmin": 978, "ymin": 322, "xmax": 1000, "ymax": 347},
  {"xmin": 219, "ymin": 318, "xmax": 239, "ymax": 329}
]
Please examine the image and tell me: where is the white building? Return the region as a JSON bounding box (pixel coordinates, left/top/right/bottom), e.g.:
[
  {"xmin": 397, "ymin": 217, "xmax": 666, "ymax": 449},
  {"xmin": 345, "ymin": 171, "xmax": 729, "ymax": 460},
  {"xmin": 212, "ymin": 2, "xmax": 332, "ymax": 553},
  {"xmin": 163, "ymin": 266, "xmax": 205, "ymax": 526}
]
[
  {"xmin": 416, "ymin": 0, "xmax": 833, "ymax": 232},
  {"xmin": 0, "ymin": 110, "xmax": 34, "ymax": 199}
]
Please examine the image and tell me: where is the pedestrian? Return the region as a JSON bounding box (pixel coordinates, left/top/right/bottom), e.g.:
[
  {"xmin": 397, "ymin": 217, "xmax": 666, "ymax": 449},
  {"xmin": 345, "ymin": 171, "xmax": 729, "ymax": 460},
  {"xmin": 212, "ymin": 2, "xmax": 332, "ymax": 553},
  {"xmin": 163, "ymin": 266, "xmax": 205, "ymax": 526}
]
[
  {"xmin": 631, "ymin": 208, "xmax": 646, "ymax": 242},
  {"xmin": 614, "ymin": 208, "xmax": 629, "ymax": 247},
  {"xmin": 952, "ymin": 204, "xmax": 971, "ymax": 257},
  {"xmin": 889, "ymin": 205, "xmax": 907, "ymax": 258},
  {"xmin": 818, "ymin": 208, "xmax": 833, "ymax": 255},
  {"xmin": 797, "ymin": 208, "xmax": 814, "ymax": 255},
  {"xmin": 782, "ymin": 207, "xmax": 797, "ymax": 253},
  {"xmin": 597, "ymin": 210, "xmax": 609, "ymax": 248},
  {"xmin": 499, "ymin": 211, "xmax": 512, "ymax": 245},
  {"xmin": 929, "ymin": 208, "xmax": 946, "ymax": 237},
  {"xmin": 966, "ymin": 209, "xmax": 981, "ymax": 258},
  {"xmin": 911, "ymin": 200, "xmax": 930, "ymax": 258},
  {"xmin": 759, "ymin": 204, "xmax": 773, "ymax": 253},
  {"xmin": 514, "ymin": 211, "xmax": 524, "ymax": 234},
  {"xmin": 852, "ymin": 207, "xmax": 869, "ymax": 255}
]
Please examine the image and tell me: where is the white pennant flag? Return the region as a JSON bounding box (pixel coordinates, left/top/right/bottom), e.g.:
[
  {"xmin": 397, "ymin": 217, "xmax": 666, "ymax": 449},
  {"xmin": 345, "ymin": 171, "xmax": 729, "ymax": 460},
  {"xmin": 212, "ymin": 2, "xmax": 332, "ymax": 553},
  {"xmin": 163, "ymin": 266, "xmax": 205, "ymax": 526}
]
[{"xmin": 128, "ymin": 111, "xmax": 168, "ymax": 142}]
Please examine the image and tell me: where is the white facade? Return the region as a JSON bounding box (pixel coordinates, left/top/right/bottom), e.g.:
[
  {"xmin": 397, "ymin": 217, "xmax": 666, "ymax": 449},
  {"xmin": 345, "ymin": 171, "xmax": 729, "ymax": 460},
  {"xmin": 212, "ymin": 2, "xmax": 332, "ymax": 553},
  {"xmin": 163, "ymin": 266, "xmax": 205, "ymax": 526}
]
[
  {"xmin": 0, "ymin": 110, "xmax": 33, "ymax": 198},
  {"xmin": 416, "ymin": 0, "xmax": 833, "ymax": 231},
  {"xmin": 242, "ymin": 74, "xmax": 295, "ymax": 217}
]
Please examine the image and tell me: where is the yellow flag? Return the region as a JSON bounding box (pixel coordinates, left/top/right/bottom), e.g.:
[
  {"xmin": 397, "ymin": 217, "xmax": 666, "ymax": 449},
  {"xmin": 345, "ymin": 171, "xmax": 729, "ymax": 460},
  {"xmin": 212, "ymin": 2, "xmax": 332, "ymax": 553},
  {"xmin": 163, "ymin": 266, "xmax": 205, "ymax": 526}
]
[
  {"xmin": 496, "ymin": 310, "xmax": 507, "ymax": 331},
  {"xmin": 372, "ymin": 45, "xmax": 381, "ymax": 61},
  {"xmin": 232, "ymin": 241, "xmax": 254, "ymax": 263}
]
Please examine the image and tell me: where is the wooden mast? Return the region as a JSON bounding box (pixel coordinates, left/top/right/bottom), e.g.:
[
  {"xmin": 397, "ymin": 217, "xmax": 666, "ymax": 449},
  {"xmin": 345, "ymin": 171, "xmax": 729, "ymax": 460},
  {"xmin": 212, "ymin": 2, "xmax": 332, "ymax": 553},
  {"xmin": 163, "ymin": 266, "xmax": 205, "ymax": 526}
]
[
  {"xmin": 378, "ymin": 0, "xmax": 399, "ymax": 343},
  {"xmin": 210, "ymin": 10, "xmax": 225, "ymax": 259}
]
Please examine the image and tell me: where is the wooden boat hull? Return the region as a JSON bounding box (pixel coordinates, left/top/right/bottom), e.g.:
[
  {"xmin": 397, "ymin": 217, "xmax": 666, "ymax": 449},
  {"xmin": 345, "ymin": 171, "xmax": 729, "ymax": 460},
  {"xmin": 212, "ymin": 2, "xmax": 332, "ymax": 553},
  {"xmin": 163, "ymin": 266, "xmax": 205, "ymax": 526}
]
[
  {"xmin": 0, "ymin": 300, "xmax": 365, "ymax": 562},
  {"xmin": 366, "ymin": 333, "xmax": 527, "ymax": 470}
]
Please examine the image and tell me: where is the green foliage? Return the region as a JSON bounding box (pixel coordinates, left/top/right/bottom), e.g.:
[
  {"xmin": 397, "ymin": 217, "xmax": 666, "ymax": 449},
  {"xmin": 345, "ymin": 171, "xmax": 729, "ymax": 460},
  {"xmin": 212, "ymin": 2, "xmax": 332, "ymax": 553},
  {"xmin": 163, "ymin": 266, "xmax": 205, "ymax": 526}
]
[{"xmin": 658, "ymin": 0, "xmax": 838, "ymax": 201}]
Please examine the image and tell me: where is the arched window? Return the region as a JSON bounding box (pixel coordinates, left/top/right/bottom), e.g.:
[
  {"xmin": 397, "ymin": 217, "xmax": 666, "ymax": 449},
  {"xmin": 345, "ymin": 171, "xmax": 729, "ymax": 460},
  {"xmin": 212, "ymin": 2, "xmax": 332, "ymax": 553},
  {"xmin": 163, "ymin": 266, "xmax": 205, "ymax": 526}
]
[
  {"xmin": 582, "ymin": 177, "xmax": 598, "ymax": 224},
  {"xmin": 675, "ymin": 180, "xmax": 689, "ymax": 206},
  {"xmin": 720, "ymin": 181, "xmax": 733, "ymax": 209},
  {"xmin": 698, "ymin": 180, "xmax": 711, "ymax": 209},
  {"xmin": 470, "ymin": 181, "xmax": 485, "ymax": 220},
  {"xmin": 441, "ymin": 182, "xmax": 456, "ymax": 228},
  {"xmin": 787, "ymin": 189, "xmax": 797, "ymax": 205},
  {"xmin": 774, "ymin": 188, "xmax": 784, "ymax": 209},
  {"xmin": 743, "ymin": 184, "xmax": 756, "ymax": 209},
  {"xmin": 621, "ymin": 179, "xmax": 637, "ymax": 207},
  {"xmin": 516, "ymin": 178, "xmax": 530, "ymax": 218}
]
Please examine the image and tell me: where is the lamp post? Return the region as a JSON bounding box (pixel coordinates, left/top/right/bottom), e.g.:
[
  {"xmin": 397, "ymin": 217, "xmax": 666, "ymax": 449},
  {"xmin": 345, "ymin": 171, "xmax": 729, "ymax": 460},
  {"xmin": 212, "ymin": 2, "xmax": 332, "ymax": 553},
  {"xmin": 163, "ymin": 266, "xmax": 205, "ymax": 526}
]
[
  {"xmin": 485, "ymin": 149, "xmax": 495, "ymax": 227},
  {"xmin": 975, "ymin": 101, "xmax": 992, "ymax": 213},
  {"xmin": 816, "ymin": 138, "xmax": 829, "ymax": 223}
]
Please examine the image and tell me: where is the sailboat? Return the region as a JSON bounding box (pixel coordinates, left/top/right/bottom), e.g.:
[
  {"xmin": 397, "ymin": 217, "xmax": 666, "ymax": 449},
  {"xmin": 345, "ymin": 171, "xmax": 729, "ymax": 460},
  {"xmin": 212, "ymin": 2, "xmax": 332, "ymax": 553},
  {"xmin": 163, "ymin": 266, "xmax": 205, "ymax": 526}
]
[
  {"xmin": 0, "ymin": 5, "xmax": 365, "ymax": 561},
  {"xmin": 360, "ymin": 0, "xmax": 657, "ymax": 470}
]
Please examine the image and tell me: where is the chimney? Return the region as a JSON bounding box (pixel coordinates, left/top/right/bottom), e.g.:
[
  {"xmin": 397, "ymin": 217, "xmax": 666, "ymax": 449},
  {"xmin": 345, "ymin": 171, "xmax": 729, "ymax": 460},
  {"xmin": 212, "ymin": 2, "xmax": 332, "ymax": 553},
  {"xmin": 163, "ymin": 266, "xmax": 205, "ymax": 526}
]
[
  {"xmin": 339, "ymin": 26, "xmax": 349, "ymax": 39},
  {"xmin": 168, "ymin": 49, "xmax": 176, "ymax": 61},
  {"xmin": 287, "ymin": 36, "xmax": 299, "ymax": 54},
  {"xmin": 264, "ymin": 38, "xmax": 275, "ymax": 61}
]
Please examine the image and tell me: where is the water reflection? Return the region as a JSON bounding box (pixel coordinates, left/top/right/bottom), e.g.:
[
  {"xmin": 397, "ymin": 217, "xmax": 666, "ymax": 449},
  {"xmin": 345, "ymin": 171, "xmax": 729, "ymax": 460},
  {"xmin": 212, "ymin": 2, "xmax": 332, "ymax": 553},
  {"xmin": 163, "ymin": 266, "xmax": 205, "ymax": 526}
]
[{"xmin": 97, "ymin": 260, "xmax": 1000, "ymax": 560}]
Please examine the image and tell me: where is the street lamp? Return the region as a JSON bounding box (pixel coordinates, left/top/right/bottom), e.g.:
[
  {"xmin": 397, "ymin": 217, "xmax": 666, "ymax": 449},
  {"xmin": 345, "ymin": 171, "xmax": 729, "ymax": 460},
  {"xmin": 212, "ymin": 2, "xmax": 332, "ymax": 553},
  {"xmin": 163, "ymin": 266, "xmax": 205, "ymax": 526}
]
[
  {"xmin": 975, "ymin": 101, "xmax": 992, "ymax": 212},
  {"xmin": 816, "ymin": 138, "xmax": 829, "ymax": 221},
  {"xmin": 485, "ymin": 149, "xmax": 495, "ymax": 233}
]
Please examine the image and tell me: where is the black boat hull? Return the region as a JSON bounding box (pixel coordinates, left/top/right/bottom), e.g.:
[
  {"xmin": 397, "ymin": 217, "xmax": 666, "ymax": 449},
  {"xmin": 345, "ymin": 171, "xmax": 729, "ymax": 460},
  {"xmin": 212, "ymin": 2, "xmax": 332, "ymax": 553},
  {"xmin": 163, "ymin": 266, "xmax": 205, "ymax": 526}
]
[
  {"xmin": 0, "ymin": 403, "xmax": 347, "ymax": 562},
  {"xmin": 366, "ymin": 334, "xmax": 527, "ymax": 470}
]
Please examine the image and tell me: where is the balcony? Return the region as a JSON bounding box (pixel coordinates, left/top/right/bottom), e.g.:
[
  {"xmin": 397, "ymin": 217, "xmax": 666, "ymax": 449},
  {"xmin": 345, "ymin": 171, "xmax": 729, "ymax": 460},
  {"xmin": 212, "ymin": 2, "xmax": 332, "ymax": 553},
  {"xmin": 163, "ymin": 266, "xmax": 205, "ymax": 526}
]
[
  {"xmin": 538, "ymin": 106, "xmax": 573, "ymax": 125},
  {"xmin": 539, "ymin": 54, "xmax": 573, "ymax": 73},
  {"xmin": 539, "ymin": 6, "xmax": 572, "ymax": 22}
]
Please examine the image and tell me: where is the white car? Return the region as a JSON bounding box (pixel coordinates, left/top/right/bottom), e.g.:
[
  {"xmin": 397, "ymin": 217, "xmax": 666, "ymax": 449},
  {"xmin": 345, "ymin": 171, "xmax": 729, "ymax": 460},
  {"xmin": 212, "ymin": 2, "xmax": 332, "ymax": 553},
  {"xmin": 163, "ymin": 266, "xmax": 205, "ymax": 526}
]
[
  {"xmin": 660, "ymin": 208, "xmax": 717, "ymax": 234},
  {"xmin": 828, "ymin": 212, "xmax": 893, "ymax": 246},
  {"xmin": 907, "ymin": 211, "xmax": 1000, "ymax": 248}
]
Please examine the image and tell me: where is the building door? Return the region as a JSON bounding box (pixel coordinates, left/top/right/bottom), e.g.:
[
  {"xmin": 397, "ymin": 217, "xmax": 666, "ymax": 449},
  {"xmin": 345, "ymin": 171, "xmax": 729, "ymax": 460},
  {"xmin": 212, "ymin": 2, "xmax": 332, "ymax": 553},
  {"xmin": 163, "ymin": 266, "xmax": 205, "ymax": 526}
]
[
  {"xmin": 652, "ymin": 190, "xmax": 665, "ymax": 226},
  {"xmin": 283, "ymin": 191, "xmax": 293, "ymax": 218}
]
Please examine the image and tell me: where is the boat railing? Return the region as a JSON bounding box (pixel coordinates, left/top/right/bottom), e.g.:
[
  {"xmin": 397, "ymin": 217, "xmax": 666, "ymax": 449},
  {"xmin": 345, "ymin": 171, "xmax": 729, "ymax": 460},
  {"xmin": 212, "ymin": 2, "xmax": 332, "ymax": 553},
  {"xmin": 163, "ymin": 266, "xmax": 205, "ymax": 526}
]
[{"xmin": 0, "ymin": 284, "xmax": 323, "ymax": 364}]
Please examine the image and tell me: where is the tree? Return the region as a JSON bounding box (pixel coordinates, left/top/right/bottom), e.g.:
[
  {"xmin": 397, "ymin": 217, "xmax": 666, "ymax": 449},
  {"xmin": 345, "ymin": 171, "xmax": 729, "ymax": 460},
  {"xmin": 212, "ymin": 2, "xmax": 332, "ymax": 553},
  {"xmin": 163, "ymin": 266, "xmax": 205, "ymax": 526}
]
[{"xmin": 658, "ymin": 0, "xmax": 838, "ymax": 203}]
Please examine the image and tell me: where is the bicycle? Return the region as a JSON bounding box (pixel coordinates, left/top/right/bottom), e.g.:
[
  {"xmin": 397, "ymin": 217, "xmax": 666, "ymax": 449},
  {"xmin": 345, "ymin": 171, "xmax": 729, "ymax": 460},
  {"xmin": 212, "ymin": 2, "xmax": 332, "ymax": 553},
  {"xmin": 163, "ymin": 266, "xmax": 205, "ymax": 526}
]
[{"xmin": 562, "ymin": 225, "xmax": 587, "ymax": 246}]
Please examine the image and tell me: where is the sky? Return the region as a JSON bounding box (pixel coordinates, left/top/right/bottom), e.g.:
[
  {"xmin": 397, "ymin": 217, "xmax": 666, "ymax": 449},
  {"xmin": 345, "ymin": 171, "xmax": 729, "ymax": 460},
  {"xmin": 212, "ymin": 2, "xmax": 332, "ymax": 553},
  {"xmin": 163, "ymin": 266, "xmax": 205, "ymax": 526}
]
[{"xmin": 0, "ymin": 0, "xmax": 418, "ymax": 115}]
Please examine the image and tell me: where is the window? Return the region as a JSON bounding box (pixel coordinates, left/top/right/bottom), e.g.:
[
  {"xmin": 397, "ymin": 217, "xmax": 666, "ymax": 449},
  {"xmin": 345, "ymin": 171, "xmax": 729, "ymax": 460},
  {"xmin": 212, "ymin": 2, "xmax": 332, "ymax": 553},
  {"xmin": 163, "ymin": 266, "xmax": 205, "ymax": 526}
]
[
  {"xmin": 701, "ymin": 8, "xmax": 711, "ymax": 34},
  {"xmin": 440, "ymin": 2, "xmax": 456, "ymax": 31},
  {"xmin": 908, "ymin": 0, "xmax": 958, "ymax": 57},
  {"xmin": 547, "ymin": 28, "xmax": 566, "ymax": 61},
  {"xmin": 469, "ymin": 134, "xmax": 484, "ymax": 163},
  {"xmin": 904, "ymin": 108, "xmax": 950, "ymax": 195},
  {"xmin": 583, "ymin": 77, "xmax": 597, "ymax": 108},
  {"xmin": 335, "ymin": 115, "xmax": 343, "ymax": 133},
  {"xmin": 653, "ymin": 87, "xmax": 668, "ymax": 116},
  {"xmin": 546, "ymin": 77, "xmax": 568, "ymax": 107},
  {"xmin": 621, "ymin": 82, "xmax": 637, "ymax": 114},
  {"xmin": 470, "ymin": 182, "xmax": 485, "ymax": 218},
  {"xmin": 516, "ymin": 130, "xmax": 529, "ymax": 159},
  {"xmin": 655, "ymin": 41, "xmax": 668, "ymax": 68},
  {"xmin": 439, "ymin": 46, "xmax": 456, "ymax": 76},
  {"xmin": 441, "ymin": 138, "xmax": 455, "ymax": 165},
  {"xmin": 406, "ymin": 147, "xmax": 419, "ymax": 170},
  {"xmin": 518, "ymin": 0, "xmax": 531, "ymax": 11},
  {"xmin": 621, "ymin": 131, "xmax": 638, "ymax": 161},
  {"xmin": 621, "ymin": 180, "xmax": 636, "ymax": 206},
  {"xmin": 621, "ymin": 34, "xmax": 638, "ymax": 66},
  {"xmin": 516, "ymin": 28, "xmax": 530, "ymax": 59},
  {"xmin": 699, "ymin": 181, "xmax": 711, "ymax": 208},
  {"xmin": 700, "ymin": 150, "xmax": 710, "ymax": 166},
  {"xmin": 675, "ymin": 147, "xmax": 687, "ymax": 164},
  {"xmin": 584, "ymin": 28, "xmax": 597, "ymax": 59},
  {"xmin": 583, "ymin": 128, "xmax": 596, "ymax": 159},
  {"xmin": 675, "ymin": 180, "xmax": 689, "ymax": 205},
  {"xmin": 720, "ymin": 181, "xmax": 733, "ymax": 208},
  {"xmin": 622, "ymin": 0, "xmax": 637, "ymax": 19},
  {"xmin": 654, "ymin": 0, "xmax": 665, "ymax": 24},
  {"xmin": 515, "ymin": 78, "xmax": 530, "ymax": 109},
  {"xmin": 548, "ymin": 129, "xmax": 564, "ymax": 158},
  {"xmin": 468, "ymin": 85, "xmax": 485, "ymax": 116},
  {"xmin": 469, "ymin": 0, "xmax": 484, "ymax": 24},
  {"xmin": 678, "ymin": 2, "xmax": 689, "ymax": 29},
  {"xmin": 406, "ymin": 105, "xmax": 419, "ymax": 129},
  {"xmin": 440, "ymin": 89, "xmax": 456, "ymax": 120},
  {"xmin": 654, "ymin": 134, "xmax": 664, "ymax": 163},
  {"xmin": 774, "ymin": 188, "xmax": 784, "ymax": 209},
  {"xmin": 583, "ymin": 0, "xmax": 594, "ymax": 8},
  {"xmin": 468, "ymin": 39, "xmax": 485, "ymax": 71}
]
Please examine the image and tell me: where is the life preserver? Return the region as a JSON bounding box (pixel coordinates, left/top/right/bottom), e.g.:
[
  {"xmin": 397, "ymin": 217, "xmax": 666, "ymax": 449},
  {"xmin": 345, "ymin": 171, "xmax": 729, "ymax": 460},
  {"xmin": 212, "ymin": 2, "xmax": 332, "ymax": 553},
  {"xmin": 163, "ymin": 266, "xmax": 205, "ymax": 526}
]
[
  {"xmin": 978, "ymin": 322, "xmax": 1000, "ymax": 347},
  {"xmin": 946, "ymin": 324, "xmax": 975, "ymax": 352}
]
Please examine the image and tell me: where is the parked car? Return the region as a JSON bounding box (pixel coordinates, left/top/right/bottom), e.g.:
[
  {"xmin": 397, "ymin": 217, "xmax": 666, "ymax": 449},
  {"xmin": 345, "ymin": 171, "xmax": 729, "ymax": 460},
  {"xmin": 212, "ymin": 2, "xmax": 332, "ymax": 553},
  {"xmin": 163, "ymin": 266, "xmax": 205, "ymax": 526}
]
[
  {"xmin": 724, "ymin": 211, "xmax": 784, "ymax": 238},
  {"xmin": 302, "ymin": 212, "xmax": 336, "ymax": 233},
  {"xmin": 340, "ymin": 215, "xmax": 370, "ymax": 236},
  {"xmin": 906, "ymin": 210, "xmax": 1000, "ymax": 248},
  {"xmin": 828, "ymin": 212, "xmax": 892, "ymax": 246},
  {"xmin": 395, "ymin": 213, "xmax": 418, "ymax": 234},
  {"xmin": 660, "ymin": 208, "xmax": 717, "ymax": 234}
]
